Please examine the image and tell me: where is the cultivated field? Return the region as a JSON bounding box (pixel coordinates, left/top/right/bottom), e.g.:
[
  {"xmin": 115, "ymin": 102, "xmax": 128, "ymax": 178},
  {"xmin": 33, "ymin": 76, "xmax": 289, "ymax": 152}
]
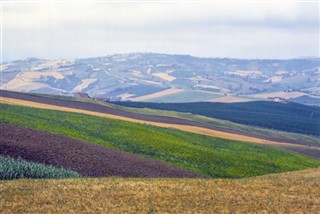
[
  {"xmin": 130, "ymin": 88, "xmax": 184, "ymax": 101},
  {"xmin": 1, "ymin": 90, "xmax": 319, "ymax": 159},
  {"xmin": 116, "ymin": 100, "xmax": 320, "ymax": 136},
  {"xmin": 152, "ymin": 72, "xmax": 176, "ymax": 81},
  {"xmin": 1, "ymin": 168, "xmax": 319, "ymax": 213},
  {"xmin": 2, "ymin": 96, "xmax": 320, "ymax": 158},
  {"xmin": 0, "ymin": 124, "xmax": 201, "ymax": 178},
  {"xmin": 208, "ymin": 95, "xmax": 251, "ymax": 103},
  {"xmin": 1, "ymin": 90, "xmax": 319, "ymax": 213},
  {"xmin": 0, "ymin": 156, "xmax": 81, "ymax": 180},
  {"xmin": 1, "ymin": 103, "xmax": 319, "ymax": 179},
  {"xmin": 72, "ymin": 78, "xmax": 97, "ymax": 92}
]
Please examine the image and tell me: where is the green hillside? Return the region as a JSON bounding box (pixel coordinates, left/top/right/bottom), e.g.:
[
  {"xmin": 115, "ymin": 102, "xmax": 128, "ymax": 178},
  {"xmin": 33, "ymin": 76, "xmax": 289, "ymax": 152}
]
[
  {"xmin": 117, "ymin": 106, "xmax": 320, "ymax": 147},
  {"xmin": 114, "ymin": 101, "xmax": 320, "ymax": 136},
  {"xmin": 1, "ymin": 103, "xmax": 319, "ymax": 178},
  {"xmin": 25, "ymin": 91, "xmax": 320, "ymax": 147}
]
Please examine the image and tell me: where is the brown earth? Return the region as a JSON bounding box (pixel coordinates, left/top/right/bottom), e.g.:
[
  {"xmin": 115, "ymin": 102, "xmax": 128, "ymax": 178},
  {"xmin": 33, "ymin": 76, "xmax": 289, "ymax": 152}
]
[{"xmin": 0, "ymin": 124, "xmax": 203, "ymax": 178}]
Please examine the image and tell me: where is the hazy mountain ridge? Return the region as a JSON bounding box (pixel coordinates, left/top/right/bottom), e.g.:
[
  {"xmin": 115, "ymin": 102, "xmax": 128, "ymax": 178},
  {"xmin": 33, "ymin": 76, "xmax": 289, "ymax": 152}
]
[{"xmin": 1, "ymin": 53, "xmax": 319, "ymax": 103}]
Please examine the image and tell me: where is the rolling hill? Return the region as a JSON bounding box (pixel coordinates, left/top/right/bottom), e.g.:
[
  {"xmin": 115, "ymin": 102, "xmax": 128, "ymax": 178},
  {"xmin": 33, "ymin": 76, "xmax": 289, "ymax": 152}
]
[
  {"xmin": 1, "ymin": 53, "xmax": 319, "ymax": 104},
  {"xmin": 1, "ymin": 96, "xmax": 320, "ymax": 178},
  {"xmin": 1, "ymin": 89, "xmax": 319, "ymax": 159},
  {"xmin": 1, "ymin": 90, "xmax": 319, "ymax": 213}
]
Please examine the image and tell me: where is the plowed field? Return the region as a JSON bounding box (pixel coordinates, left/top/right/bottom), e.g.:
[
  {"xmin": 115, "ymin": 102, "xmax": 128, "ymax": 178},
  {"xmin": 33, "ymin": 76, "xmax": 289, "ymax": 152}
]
[{"xmin": 0, "ymin": 124, "xmax": 202, "ymax": 178}]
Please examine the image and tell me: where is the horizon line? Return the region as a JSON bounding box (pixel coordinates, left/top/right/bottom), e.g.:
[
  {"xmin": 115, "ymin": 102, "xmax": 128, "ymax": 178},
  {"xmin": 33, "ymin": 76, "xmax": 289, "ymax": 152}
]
[{"xmin": 2, "ymin": 52, "xmax": 320, "ymax": 63}]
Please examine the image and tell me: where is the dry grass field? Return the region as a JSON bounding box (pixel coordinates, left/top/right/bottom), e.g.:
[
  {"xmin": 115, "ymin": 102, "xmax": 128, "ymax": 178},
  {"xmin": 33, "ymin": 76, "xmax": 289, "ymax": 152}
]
[{"xmin": 1, "ymin": 168, "xmax": 319, "ymax": 213}]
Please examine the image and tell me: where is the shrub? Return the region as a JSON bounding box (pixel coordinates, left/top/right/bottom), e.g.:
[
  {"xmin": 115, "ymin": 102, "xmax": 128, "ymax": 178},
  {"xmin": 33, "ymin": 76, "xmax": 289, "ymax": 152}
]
[{"xmin": 0, "ymin": 156, "xmax": 82, "ymax": 180}]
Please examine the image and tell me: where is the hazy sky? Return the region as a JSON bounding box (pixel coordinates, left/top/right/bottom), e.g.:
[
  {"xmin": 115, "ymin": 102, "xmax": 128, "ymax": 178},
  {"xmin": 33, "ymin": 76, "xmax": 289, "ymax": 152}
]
[{"xmin": 2, "ymin": 1, "xmax": 319, "ymax": 61}]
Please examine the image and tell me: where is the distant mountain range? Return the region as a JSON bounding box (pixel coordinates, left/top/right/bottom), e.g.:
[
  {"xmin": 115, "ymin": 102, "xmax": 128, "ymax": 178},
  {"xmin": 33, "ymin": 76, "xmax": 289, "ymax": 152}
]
[{"xmin": 1, "ymin": 53, "xmax": 319, "ymax": 104}]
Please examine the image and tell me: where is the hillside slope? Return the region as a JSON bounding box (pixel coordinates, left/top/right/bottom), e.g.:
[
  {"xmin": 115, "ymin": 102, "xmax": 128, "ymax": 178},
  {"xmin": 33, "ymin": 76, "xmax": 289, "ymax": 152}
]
[
  {"xmin": 115, "ymin": 101, "xmax": 320, "ymax": 136},
  {"xmin": 1, "ymin": 103, "xmax": 320, "ymax": 178},
  {"xmin": 4, "ymin": 89, "xmax": 319, "ymax": 147},
  {"xmin": 1, "ymin": 90, "xmax": 319, "ymax": 159},
  {"xmin": 1, "ymin": 168, "xmax": 319, "ymax": 213},
  {"xmin": 0, "ymin": 124, "xmax": 201, "ymax": 178}
]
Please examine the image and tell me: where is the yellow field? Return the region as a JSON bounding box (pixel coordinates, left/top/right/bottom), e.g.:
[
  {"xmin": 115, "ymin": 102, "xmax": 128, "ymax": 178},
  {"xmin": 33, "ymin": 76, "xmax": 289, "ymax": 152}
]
[
  {"xmin": 1, "ymin": 96, "xmax": 316, "ymax": 153},
  {"xmin": 130, "ymin": 88, "xmax": 184, "ymax": 101},
  {"xmin": 152, "ymin": 72, "xmax": 176, "ymax": 81},
  {"xmin": 72, "ymin": 78, "xmax": 97, "ymax": 92},
  {"xmin": 1, "ymin": 168, "xmax": 319, "ymax": 213},
  {"xmin": 209, "ymin": 95, "xmax": 251, "ymax": 103}
]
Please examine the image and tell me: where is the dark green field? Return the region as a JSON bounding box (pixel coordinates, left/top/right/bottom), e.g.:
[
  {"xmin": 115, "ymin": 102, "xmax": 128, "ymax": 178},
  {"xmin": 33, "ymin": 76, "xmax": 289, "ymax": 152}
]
[
  {"xmin": 114, "ymin": 101, "xmax": 320, "ymax": 136},
  {"xmin": 0, "ymin": 156, "xmax": 82, "ymax": 180},
  {"xmin": 1, "ymin": 103, "xmax": 319, "ymax": 178}
]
